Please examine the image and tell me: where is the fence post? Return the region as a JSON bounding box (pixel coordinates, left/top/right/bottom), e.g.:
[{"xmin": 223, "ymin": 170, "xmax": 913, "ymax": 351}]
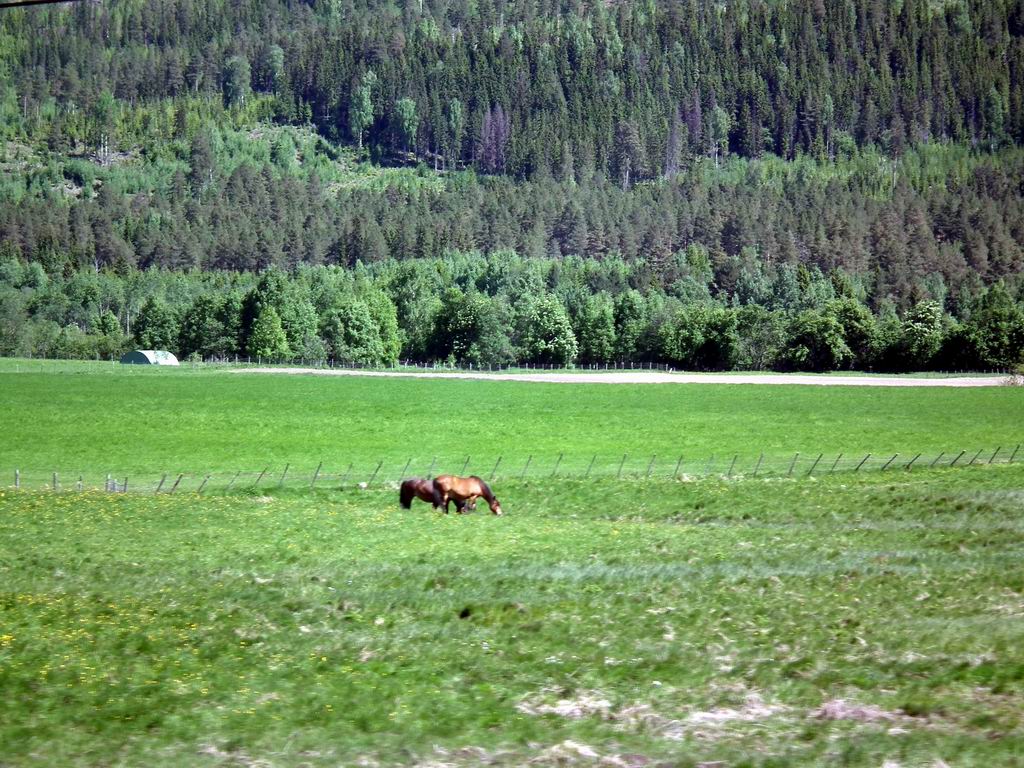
[
  {"xmin": 106, "ymin": 472, "xmax": 112, "ymax": 492},
  {"xmin": 226, "ymin": 471, "xmax": 241, "ymax": 492},
  {"xmin": 905, "ymin": 454, "xmax": 921, "ymax": 470},
  {"xmin": 52, "ymin": 472, "xmax": 58, "ymax": 492},
  {"xmin": 787, "ymin": 453, "xmax": 799, "ymax": 477},
  {"xmin": 77, "ymin": 475, "xmax": 83, "ymax": 491},
  {"xmin": 552, "ymin": 453, "xmax": 564, "ymax": 477},
  {"xmin": 727, "ymin": 455, "xmax": 738, "ymax": 477},
  {"xmin": 949, "ymin": 450, "xmax": 966, "ymax": 467},
  {"xmin": 311, "ymin": 461, "xmax": 323, "ymax": 489},
  {"xmin": 397, "ymin": 458, "xmax": 412, "ymax": 482},
  {"xmin": 197, "ymin": 475, "xmax": 210, "ymax": 494},
  {"xmin": 585, "ymin": 455, "xmax": 596, "ymax": 479},
  {"xmin": 368, "ymin": 461, "xmax": 383, "ymax": 485},
  {"xmin": 461, "ymin": 456, "xmax": 471, "ymax": 475},
  {"xmin": 988, "ymin": 447, "xmax": 1001, "ymax": 464},
  {"xmin": 753, "ymin": 453, "xmax": 763, "ymax": 477},
  {"xmin": 170, "ymin": 474, "xmax": 184, "ymax": 494},
  {"xmin": 252, "ymin": 467, "xmax": 268, "ymax": 488},
  {"xmin": 14, "ymin": 469, "xmax": 19, "ymax": 489},
  {"xmin": 967, "ymin": 449, "xmax": 984, "ymax": 466},
  {"xmin": 1011, "ymin": 444, "xmax": 1021, "ymax": 464},
  {"xmin": 156, "ymin": 473, "xmax": 167, "ymax": 493},
  {"xmin": 830, "ymin": 453, "xmax": 843, "ymax": 473},
  {"xmin": 340, "ymin": 463, "xmax": 353, "ymax": 487},
  {"xmin": 705, "ymin": 455, "xmax": 716, "ymax": 476},
  {"xmin": 929, "ymin": 451, "xmax": 945, "ymax": 468},
  {"xmin": 807, "ymin": 453, "xmax": 823, "ymax": 476},
  {"xmin": 617, "ymin": 454, "xmax": 627, "ymax": 479},
  {"xmin": 673, "ymin": 455, "xmax": 683, "ymax": 479},
  {"xmin": 520, "ymin": 455, "xmax": 532, "ymax": 480},
  {"xmin": 646, "ymin": 455, "xmax": 657, "ymax": 478},
  {"xmin": 489, "ymin": 456, "xmax": 502, "ymax": 481},
  {"xmin": 854, "ymin": 454, "xmax": 871, "ymax": 472},
  {"xmin": 881, "ymin": 454, "xmax": 899, "ymax": 471},
  {"xmin": 278, "ymin": 463, "xmax": 290, "ymax": 488},
  {"xmin": 427, "ymin": 457, "xmax": 436, "ymax": 478},
  {"xmin": 122, "ymin": 477, "xmax": 128, "ymax": 493}
]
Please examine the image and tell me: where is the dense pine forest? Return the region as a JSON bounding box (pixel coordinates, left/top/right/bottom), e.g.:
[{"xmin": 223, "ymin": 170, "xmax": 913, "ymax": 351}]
[{"xmin": 1, "ymin": 0, "xmax": 1023, "ymax": 369}]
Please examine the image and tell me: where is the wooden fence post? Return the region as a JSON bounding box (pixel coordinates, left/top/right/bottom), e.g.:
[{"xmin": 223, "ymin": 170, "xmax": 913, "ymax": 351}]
[
  {"xmin": 252, "ymin": 467, "xmax": 268, "ymax": 488},
  {"xmin": 398, "ymin": 458, "xmax": 412, "ymax": 482},
  {"xmin": 830, "ymin": 453, "xmax": 843, "ymax": 473},
  {"xmin": 727, "ymin": 455, "xmax": 738, "ymax": 477},
  {"xmin": 52, "ymin": 472, "xmax": 58, "ymax": 492},
  {"xmin": 673, "ymin": 455, "xmax": 683, "ymax": 479},
  {"xmin": 753, "ymin": 453, "xmax": 763, "ymax": 477},
  {"xmin": 1010, "ymin": 444, "xmax": 1021, "ymax": 463},
  {"xmin": 123, "ymin": 477, "xmax": 128, "ymax": 493},
  {"xmin": 520, "ymin": 455, "xmax": 532, "ymax": 480},
  {"xmin": 310, "ymin": 461, "xmax": 322, "ymax": 489},
  {"xmin": 169, "ymin": 474, "xmax": 184, "ymax": 494},
  {"xmin": 278, "ymin": 463, "xmax": 290, "ymax": 488},
  {"xmin": 905, "ymin": 454, "xmax": 921, "ymax": 470},
  {"xmin": 156, "ymin": 473, "xmax": 167, "ymax": 493},
  {"xmin": 106, "ymin": 473, "xmax": 112, "ymax": 492},
  {"xmin": 340, "ymin": 463, "xmax": 353, "ymax": 487},
  {"xmin": 967, "ymin": 449, "xmax": 984, "ymax": 466},
  {"xmin": 226, "ymin": 471, "xmax": 241, "ymax": 492},
  {"xmin": 197, "ymin": 475, "xmax": 210, "ymax": 494},
  {"xmin": 460, "ymin": 456, "xmax": 471, "ymax": 475},
  {"xmin": 489, "ymin": 456, "xmax": 502, "ymax": 481},
  {"xmin": 854, "ymin": 454, "xmax": 871, "ymax": 472},
  {"xmin": 646, "ymin": 455, "xmax": 657, "ymax": 478},
  {"xmin": 617, "ymin": 454, "xmax": 627, "ymax": 479},
  {"xmin": 368, "ymin": 461, "xmax": 383, "ymax": 485},
  {"xmin": 807, "ymin": 453, "xmax": 823, "ymax": 476},
  {"xmin": 552, "ymin": 453, "xmax": 563, "ymax": 477},
  {"xmin": 881, "ymin": 454, "xmax": 899, "ymax": 471},
  {"xmin": 77, "ymin": 475, "xmax": 83, "ymax": 491},
  {"xmin": 787, "ymin": 453, "xmax": 799, "ymax": 477},
  {"xmin": 929, "ymin": 451, "xmax": 945, "ymax": 468},
  {"xmin": 14, "ymin": 469, "xmax": 19, "ymax": 489},
  {"xmin": 585, "ymin": 455, "xmax": 596, "ymax": 479},
  {"xmin": 988, "ymin": 447, "xmax": 1001, "ymax": 464},
  {"xmin": 427, "ymin": 457, "xmax": 436, "ymax": 478},
  {"xmin": 950, "ymin": 450, "xmax": 966, "ymax": 467}
]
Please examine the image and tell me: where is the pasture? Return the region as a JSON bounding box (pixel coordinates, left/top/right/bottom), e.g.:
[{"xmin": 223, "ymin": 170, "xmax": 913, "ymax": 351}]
[
  {"xmin": 1, "ymin": 362, "xmax": 1023, "ymax": 765},
  {"xmin": 2, "ymin": 469, "xmax": 1024, "ymax": 766},
  {"xmin": 1, "ymin": 360, "xmax": 1023, "ymax": 483}
]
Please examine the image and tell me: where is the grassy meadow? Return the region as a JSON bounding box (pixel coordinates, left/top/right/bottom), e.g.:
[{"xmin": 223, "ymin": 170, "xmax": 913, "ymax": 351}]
[
  {"xmin": 1, "ymin": 361, "xmax": 1023, "ymax": 765},
  {"xmin": 1, "ymin": 361, "xmax": 1023, "ymax": 485},
  {"xmin": 2, "ymin": 468, "xmax": 1024, "ymax": 766}
]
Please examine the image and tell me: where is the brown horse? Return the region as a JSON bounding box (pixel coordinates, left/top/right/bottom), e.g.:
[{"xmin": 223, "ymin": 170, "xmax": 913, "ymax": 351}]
[
  {"xmin": 432, "ymin": 475, "xmax": 503, "ymax": 515},
  {"xmin": 400, "ymin": 477, "xmax": 474, "ymax": 513}
]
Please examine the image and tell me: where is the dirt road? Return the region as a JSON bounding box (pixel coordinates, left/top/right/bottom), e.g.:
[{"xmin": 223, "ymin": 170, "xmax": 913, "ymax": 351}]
[{"xmin": 233, "ymin": 368, "xmax": 1010, "ymax": 387}]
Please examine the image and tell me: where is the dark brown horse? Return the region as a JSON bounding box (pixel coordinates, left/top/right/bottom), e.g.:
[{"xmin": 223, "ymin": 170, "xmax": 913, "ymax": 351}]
[
  {"xmin": 432, "ymin": 475, "xmax": 503, "ymax": 515},
  {"xmin": 400, "ymin": 477, "xmax": 474, "ymax": 513}
]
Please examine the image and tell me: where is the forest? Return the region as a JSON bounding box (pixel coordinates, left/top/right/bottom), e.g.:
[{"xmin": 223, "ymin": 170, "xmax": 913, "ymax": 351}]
[{"xmin": 1, "ymin": 0, "xmax": 1023, "ymax": 370}]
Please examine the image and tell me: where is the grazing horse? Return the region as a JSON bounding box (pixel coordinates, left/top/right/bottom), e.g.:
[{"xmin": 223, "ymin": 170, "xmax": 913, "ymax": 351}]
[
  {"xmin": 432, "ymin": 475, "xmax": 503, "ymax": 516},
  {"xmin": 400, "ymin": 477, "xmax": 474, "ymax": 513}
]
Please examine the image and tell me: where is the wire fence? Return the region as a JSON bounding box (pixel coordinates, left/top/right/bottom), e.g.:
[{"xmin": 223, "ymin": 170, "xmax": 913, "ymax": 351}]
[
  {"xmin": 2, "ymin": 356, "xmax": 1020, "ymax": 378},
  {"xmin": 7, "ymin": 445, "xmax": 1021, "ymax": 495}
]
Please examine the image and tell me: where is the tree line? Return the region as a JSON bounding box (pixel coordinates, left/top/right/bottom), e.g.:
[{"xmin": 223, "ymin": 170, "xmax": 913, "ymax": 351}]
[{"xmin": 2, "ymin": 253, "xmax": 1022, "ymax": 372}]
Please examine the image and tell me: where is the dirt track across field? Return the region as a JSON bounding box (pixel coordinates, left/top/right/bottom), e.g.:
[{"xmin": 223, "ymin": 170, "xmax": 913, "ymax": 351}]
[{"xmin": 233, "ymin": 367, "xmax": 1011, "ymax": 387}]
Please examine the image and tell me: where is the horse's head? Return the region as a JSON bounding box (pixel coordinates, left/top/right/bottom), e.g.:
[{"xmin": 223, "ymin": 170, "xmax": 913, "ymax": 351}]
[{"xmin": 489, "ymin": 498, "xmax": 503, "ymax": 516}]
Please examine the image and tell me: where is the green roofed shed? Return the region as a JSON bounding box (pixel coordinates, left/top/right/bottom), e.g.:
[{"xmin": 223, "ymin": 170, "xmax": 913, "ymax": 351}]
[{"xmin": 120, "ymin": 350, "xmax": 180, "ymax": 366}]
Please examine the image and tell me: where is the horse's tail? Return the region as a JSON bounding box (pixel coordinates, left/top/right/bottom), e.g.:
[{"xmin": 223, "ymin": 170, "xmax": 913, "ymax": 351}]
[
  {"xmin": 431, "ymin": 478, "xmax": 445, "ymax": 508},
  {"xmin": 399, "ymin": 480, "xmax": 414, "ymax": 509}
]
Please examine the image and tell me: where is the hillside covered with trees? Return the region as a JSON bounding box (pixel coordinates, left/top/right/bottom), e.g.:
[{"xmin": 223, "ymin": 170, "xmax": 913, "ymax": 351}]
[{"xmin": 1, "ymin": 0, "xmax": 1023, "ymax": 369}]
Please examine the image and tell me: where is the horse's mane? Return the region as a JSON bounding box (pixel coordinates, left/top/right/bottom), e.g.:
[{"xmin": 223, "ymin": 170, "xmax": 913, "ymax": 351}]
[{"xmin": 470, "ymin": 475, "xmax": 495, "ymax": 502}]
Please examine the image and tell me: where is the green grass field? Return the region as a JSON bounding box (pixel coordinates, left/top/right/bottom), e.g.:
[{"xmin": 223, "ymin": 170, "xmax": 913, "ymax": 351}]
[
  {"xmin": 1, "ymin": 361, "xmax": 1022, "ymax": 765},
  {"xmin": 2, "ymin": 469, "xmax": 1023, "ymax": 766},
  {"xmin": 1, "ymin": 362, "xmax": 1022, "ymax": 485}
]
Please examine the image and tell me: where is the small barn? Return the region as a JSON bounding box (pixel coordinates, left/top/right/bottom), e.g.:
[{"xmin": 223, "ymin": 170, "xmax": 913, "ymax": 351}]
[{"xmin": 120, "ymin": 350, "xmax": 180, "ymax": 366}]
